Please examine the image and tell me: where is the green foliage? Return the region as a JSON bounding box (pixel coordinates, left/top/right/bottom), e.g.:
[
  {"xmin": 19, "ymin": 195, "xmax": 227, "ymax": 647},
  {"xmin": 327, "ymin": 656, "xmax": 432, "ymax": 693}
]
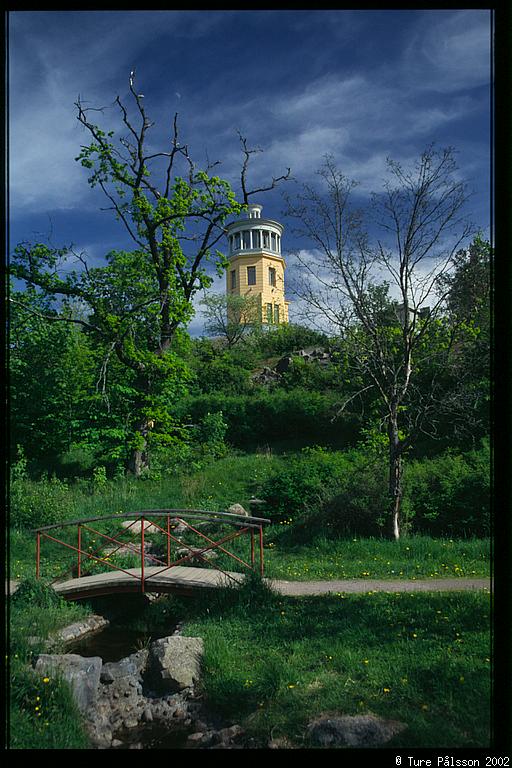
[
  {"xmin": 9, "ymin": 656, "xmax": 89, "ymax": 749},
  {"xmin": 177, "ymin": 389, "xmax": 359, "ymax": 449},
  {"xmin": 254, "ymin": 323, "xmax": 329, "ymax": 356},
  {"xmin": 11, "ymin": 577, "xmax": 64, "ymax": 609},
  {"xmin": 403, "ymin": 441, "xmax": 490, "ymax": 537},
  {"xmin": 198, "ymin": 411, "xmax": 228, "ymax": 457},
  {"xmin": 10, "ymin": 474, "xmax": 76, "ymax": 530},
  {"xmin": 260, "ymin": 446, "xmax": 349, "ymax": 522}
]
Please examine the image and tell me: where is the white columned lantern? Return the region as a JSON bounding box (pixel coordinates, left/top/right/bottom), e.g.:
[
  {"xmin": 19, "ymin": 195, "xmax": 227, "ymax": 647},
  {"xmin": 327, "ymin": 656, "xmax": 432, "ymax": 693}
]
[{"xmin": 225, "ymin": 203, "xmax": 289, "ymax": 325}]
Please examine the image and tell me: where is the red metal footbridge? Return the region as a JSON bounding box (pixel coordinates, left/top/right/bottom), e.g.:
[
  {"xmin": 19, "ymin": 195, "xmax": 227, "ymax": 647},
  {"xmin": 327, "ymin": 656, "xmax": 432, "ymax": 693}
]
[{"xmin": 33, "ymin": 509, "xmax": 271, "ymax": 600}]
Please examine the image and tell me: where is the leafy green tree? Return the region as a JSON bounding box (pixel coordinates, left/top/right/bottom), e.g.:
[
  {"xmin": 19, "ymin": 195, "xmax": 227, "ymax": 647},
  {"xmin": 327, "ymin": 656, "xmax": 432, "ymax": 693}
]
[{"xmin": 9, "ymin": 75, "xmax": 291, "ymax": 475}]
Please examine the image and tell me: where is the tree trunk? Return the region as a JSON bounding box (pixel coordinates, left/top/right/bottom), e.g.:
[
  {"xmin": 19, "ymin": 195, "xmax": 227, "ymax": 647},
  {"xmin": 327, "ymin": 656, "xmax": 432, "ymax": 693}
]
[
  {"xmin": 388, "ymin": 418, "xmax": 402, "ymax": 541},
  {"xmin": 128, "ymin": 419, "xmax": 151, "ymax": 477}
]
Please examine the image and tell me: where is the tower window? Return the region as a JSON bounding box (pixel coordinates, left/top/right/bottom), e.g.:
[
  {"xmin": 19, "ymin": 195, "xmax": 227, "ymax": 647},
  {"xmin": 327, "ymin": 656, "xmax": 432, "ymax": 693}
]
[
  {"xmin": 234, "ymin": 232, "xmax": 241, "ymax": 250},
  {"xmin": 242, "ymin": 231, "xmax": 251, "ymax": 249},
  {"xmin": 271, "ymin": 232, "xmax": 277, "ymax": 251},
  {"xmin": 252, "ymin": 230, "xmax": 260, "ymax": 249},
  {"xmin": 230, "ymin": 269, "xmax": 236, "ymax": 290},
  {"xmin": 262, "ymin": 230, "xmax": 270, "ymax": 249},
  {"xmin": 247, "ymin": 266, "xmax": 256, "ymax": 286},
  {"xmin": 269, "ymin": 267, "xmax": 276, "ymax": 287}
]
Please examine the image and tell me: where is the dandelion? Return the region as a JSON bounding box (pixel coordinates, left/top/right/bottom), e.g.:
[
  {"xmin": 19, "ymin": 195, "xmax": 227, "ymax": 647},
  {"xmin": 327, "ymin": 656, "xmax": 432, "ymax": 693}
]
[
  {"xmin": 287, "ymin": 684, "xmax": 296, "ymax": 689},
  {"xmin": 43, "ymin": 677, "xmax": 50, "ymax": 684},
  {"xmin": 363, "ymin": 659, "xmax": 369, "ymax": 665},
  {"xmin": 383, "ymin": 688, "xmax": 391, "ymax": 693},
  {"xmin": 421, "ymin": 704, "xmax": 429, "ymax": 711}
]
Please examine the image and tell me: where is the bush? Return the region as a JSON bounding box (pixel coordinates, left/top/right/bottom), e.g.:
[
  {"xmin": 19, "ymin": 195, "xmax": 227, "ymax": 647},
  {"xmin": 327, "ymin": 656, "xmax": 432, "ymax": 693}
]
[
  {"xmin": 10, "ymin": 475, "xmax": 76, "ymax": 530},
  {"xmin": 176, "ymin": 389, "xmax": 360, "ymax": 449},
  {"xmin": 254, "ymin": 323, "xmax": 329, "ymax": 356},
  {"xmin": 403, "ymin": 441, "xmax": 490, "ymax": 537},
  {"xmin": 260, "ymin": 446, "xmax": 351, "ymax": 522}
]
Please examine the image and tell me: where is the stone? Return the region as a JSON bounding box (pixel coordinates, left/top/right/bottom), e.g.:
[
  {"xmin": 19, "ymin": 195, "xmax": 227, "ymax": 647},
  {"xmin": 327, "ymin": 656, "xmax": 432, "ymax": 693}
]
[
  {"xmin": 142, "ymin": 706, "xmax": 153, "ymax": 723},
  {"xmin": 216, "ymin": 724, "xmax": 244, "ymax": 745},
  {"xmin": 35, "ymin": 653, "xmax": 102, "ymax": 716},
  {"xmin": 101, "ymin": 650, "xmax": 148, "ymax": 685},
  {"xmin": 227, "ymin": 503, "xmax": 249, "ymax": 517},
  {"xmin": 121, "ymin": 520, "xmax": 162, "ymax": 535},
  {"xmin": 307, "ymin": 713, "xmax": 407, "ymax": 747},
  {"xmin": 275, "ymin": 355, "xmax": 293, "ymax": 374},
  {"xmin": 150, "ymin": 636, "xmax": 204, "ymax": 692},
  {"xmin": 268, "ymin": 737, "xmax": 296, "ymax": 749}
]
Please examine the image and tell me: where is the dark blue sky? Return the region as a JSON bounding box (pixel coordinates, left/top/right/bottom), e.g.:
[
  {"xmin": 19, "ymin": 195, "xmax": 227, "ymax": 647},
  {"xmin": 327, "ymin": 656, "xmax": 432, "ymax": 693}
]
[{"xmin": 8, "ymin": 9, "xmax": 492, "ymax": 333}]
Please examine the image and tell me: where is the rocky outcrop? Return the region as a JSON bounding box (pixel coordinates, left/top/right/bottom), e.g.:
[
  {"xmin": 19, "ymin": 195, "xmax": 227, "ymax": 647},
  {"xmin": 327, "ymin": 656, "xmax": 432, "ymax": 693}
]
[
  {"xmin": 252, "ymin": 347, "xmax": 332, "ymax": 386},
  {"xmin": 34, "ymin": 631, "xmax": 206, "ymax": 749},
  {"xmin": 307, "ymin": 712, "xmax": 407, "ymax": 747}
]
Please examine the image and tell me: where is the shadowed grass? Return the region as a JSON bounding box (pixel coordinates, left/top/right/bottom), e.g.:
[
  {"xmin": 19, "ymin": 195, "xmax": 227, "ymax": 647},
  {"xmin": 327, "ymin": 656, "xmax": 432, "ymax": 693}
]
[{"xmin": 169, "ymin": 580, "xmax": 491, "ymax": 748}]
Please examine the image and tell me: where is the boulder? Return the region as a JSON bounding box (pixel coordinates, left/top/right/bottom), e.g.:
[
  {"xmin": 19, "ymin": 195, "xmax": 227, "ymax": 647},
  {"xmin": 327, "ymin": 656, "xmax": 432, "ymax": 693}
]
[
  {"xmin": 149, "ymin": 636, "xmax": 204, "ymax": 693},
  {"xmin": 307, "ymin": 713, "xmax": 407, "ymax": 747},
  {"xmin": 35, "ymin": 653, "xmax": 102, "ymax": 716},
  {"xmin": 227, "ymin": 503, "xmax": 249, "ymax": 517}
]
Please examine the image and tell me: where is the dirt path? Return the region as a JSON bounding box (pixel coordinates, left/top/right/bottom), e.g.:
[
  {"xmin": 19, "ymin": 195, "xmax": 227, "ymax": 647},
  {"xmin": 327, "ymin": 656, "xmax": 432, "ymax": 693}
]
[{"xmin": 267, "ymin": 577, "xmax": 491, "ymax": 596}]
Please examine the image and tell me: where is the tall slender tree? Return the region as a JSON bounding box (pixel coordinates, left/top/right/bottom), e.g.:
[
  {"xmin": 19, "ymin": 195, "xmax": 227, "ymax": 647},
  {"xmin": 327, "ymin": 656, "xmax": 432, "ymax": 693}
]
[{"xmin": 287, "ymin": 146, "xmax": 475, "ymax": 538}]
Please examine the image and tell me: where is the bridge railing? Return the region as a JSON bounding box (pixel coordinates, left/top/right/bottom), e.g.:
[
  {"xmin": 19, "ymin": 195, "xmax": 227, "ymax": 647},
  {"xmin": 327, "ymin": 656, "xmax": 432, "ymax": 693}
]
[{"xmin": 34, "ymin": 509, "xmax": 271, "ymax": 593}]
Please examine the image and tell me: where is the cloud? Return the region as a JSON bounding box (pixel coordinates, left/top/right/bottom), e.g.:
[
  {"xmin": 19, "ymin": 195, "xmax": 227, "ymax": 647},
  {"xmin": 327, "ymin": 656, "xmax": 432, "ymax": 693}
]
[{"xmin": 403, "ymin": 10, "xmax": 491, "ymax": 94}]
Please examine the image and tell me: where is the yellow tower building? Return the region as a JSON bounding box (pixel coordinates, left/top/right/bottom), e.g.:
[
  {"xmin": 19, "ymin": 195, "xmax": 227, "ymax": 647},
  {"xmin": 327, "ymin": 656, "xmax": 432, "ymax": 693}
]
[{"xmin": 225, "ymin": 203, "xmax": 289, "ymax": 324}]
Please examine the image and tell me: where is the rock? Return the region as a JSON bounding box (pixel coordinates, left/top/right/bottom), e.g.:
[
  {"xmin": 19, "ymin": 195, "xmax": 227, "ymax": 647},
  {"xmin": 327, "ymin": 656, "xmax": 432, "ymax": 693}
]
[
  {"xmin": 248, "ymin": 498, "xmax": 266, "ymax": 509},
  {"xmin": 307, "ymin": 713, "xmax": 407, "ymax": 747},
  {"xmin": 275, "ymin": 355, "xmax": 293, "ymax": 373},
  {"xmin": 142, "ymin": 706, "xmax": 153, "ymax": 723},
  {"xmin": 176, "ymin": 547, "xmax": 218, "ymax": 561},
  {"xmin": 268, "ymin": 737, "xmax": 296, "ymax": 749},
  {"xmin": 216, "ymin": 724, "xmax": 244, "ymax": 745},
  {"xmin": 35, "ymin": 654, "xmax": 102, "ymax": 716},
  {"xmin": 227, "ymin": 503, "xmax": 249, "ymax": 517},
  {"xmin": 149, "ymin": 636, "xmax": 204, "ymax": 693},
  {"xmin": 121, "ymin": 520, "xmax": 161, "ymax": 535},
  {"xmin": 111, "ymin": 739, "xmax": 123, "ymax": 748},
  {"xmin": 101, "ymin": 650, "xmax": 149, "ymax": 684}
]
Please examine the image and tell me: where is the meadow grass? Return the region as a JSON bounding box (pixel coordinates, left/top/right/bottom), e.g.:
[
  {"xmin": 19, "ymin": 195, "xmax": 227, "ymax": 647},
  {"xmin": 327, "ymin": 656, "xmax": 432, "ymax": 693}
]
[
  {"xmin": 173, "ymin": 580, "xmax": 492, "ymax": 748},
  {"xmin": 8, "ymin": 580, "xmax": 92, "ymax": 749}
]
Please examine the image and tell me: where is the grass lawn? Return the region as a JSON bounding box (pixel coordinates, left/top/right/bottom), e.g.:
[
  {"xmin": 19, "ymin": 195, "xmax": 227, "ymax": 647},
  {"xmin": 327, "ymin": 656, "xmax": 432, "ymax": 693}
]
[{"xmin": 174, "ymin": 580, "xmax": 492, "ymax": 748}]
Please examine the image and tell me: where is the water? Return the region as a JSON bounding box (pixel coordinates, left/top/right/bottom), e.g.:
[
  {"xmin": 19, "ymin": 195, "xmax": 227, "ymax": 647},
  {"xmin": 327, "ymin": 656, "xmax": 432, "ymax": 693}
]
[{"xmin": 67, "ymin": 624, "xmax": 163, "ymax": 663}]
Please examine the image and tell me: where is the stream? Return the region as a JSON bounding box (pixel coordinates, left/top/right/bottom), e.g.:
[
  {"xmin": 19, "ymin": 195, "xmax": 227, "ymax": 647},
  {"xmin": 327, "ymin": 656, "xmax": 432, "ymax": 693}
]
[{"xmin": 66, "ymin": 594, "xmax": 197, "ymax": 749}]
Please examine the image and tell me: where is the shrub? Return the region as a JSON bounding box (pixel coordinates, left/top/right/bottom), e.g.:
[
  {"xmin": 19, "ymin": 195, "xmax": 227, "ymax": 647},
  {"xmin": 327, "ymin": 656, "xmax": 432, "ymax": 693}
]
[
  {"xmin": 9, "ymin": 475, "xmax": 76, "ymax": 530},
  {"xmin": 260, "ymin": 446, "xmax": 350, "ymax": 522},
  {"xmin": 254, "ymin": 323, "xmax": 329, "ymax": 356},
  {"xmin": 403, "ymin": 441, "xmax": 490, "ymax": 537}
]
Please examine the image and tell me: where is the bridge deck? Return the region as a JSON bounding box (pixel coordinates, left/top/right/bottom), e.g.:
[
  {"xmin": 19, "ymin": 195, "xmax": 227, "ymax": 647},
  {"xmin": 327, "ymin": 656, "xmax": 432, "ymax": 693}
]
[
  {"xmin": 7, "ymin": 572, "xmax": 491, "ymax": 599},
  {"xmin": 51, "ymin": 565, "xmax": 246, "ymax": 599}
]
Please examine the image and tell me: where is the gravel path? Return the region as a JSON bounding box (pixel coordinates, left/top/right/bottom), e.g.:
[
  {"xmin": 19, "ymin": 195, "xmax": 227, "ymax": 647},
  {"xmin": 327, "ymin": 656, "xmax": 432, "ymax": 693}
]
[
  {"xmin": 7, "ymin": 576, "xmax": 491, "ymax": 598},
  {"xmin": 268, "ymin": 577, "xmax": 491, "ymax": 596}
]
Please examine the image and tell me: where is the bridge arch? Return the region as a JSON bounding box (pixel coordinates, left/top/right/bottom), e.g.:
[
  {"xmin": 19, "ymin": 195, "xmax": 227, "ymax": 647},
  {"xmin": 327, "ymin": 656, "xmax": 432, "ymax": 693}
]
[{"xmin": 34, "ymin": 509, "xmax": 271, "ymax": 600}]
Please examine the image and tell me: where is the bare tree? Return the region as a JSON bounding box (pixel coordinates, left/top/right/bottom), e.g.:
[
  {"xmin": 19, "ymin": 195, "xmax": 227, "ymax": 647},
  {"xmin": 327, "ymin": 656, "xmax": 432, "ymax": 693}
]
[
  {"xmin": 200, "ymin": 292, "xmax": 262, "ymax": 347},
  {"xmin": 286, "ymin": 146, "xmax": 474, "ymax": 539}
]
